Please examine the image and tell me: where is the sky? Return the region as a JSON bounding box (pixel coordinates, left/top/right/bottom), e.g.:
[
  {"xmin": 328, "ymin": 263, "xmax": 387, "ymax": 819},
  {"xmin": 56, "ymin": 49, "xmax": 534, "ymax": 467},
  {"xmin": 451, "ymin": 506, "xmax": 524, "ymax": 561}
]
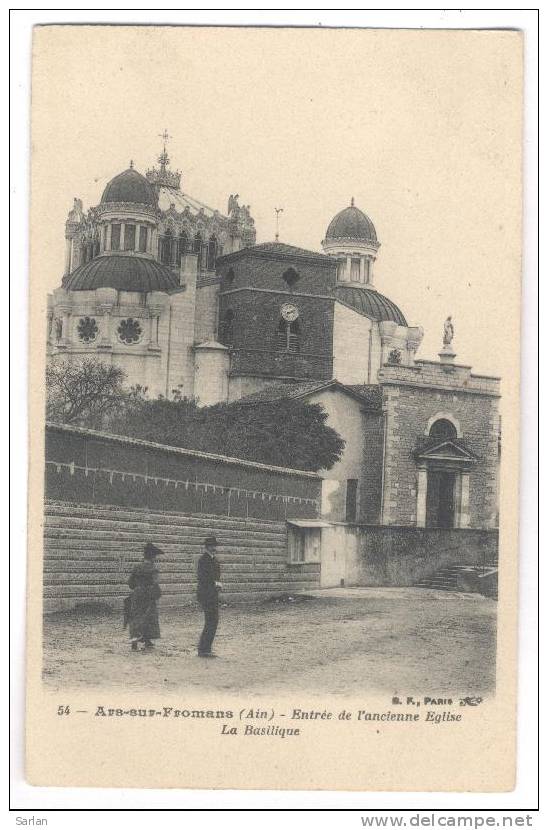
[{"xmin": 31, "ymin": 26, "xmax": 522, "ymax": 378}]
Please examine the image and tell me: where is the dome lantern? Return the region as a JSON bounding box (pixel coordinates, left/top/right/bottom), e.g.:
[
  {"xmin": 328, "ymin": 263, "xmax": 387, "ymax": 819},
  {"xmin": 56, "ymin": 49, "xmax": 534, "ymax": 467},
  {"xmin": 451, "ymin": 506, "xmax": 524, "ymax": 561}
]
[
  {"xmin": 97, "ymin": 165, "xmax": 159, "ymax": 261},
  {"xmin": 322, "ymin": 200, "xmax": 380, "ymax": 287}
]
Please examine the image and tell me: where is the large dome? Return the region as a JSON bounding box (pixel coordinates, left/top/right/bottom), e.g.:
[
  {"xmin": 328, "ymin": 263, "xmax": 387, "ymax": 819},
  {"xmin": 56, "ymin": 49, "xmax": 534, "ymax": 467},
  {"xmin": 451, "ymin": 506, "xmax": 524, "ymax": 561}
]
[
  {"xmin": 62, "ymin": 255, "xmax": 179, "ymax": 293},
  {"xmin": 333, "ymin": 284, "xmax": 407, "ymax": 326},
  {"xmin": 325, "ymin": 201, "xmax": 377, "ymax": 243},
  {"xmin": 101, "ymin": 167, "xmax": 156, "ymax": 206}
]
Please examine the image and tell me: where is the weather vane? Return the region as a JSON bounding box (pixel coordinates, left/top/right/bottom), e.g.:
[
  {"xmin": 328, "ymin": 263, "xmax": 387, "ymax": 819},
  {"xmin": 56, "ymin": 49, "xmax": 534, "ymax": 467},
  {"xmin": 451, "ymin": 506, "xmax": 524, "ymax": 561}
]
[{"xmin": 275, "ymin": 207, "xmax": 284, "ymax": 242}]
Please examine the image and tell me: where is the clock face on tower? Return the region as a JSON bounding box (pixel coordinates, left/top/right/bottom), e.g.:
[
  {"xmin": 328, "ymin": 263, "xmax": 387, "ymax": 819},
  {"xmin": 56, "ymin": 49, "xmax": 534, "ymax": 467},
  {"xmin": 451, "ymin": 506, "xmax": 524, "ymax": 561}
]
[{"xmin": 281, "ymin": 302, "xmax": 299, "ymax": 323}]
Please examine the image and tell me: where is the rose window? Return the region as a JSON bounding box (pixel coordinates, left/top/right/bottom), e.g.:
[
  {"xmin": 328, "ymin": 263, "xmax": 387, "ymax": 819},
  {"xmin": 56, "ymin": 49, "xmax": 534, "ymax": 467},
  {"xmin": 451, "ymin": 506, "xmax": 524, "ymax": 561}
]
[
  {"xmin": 77, "ymin": 316, "xmax": 99, "ymax": 343},
  {"xmin": 117, "ymin": 318, "xmax": 142, "ymax": 344}
]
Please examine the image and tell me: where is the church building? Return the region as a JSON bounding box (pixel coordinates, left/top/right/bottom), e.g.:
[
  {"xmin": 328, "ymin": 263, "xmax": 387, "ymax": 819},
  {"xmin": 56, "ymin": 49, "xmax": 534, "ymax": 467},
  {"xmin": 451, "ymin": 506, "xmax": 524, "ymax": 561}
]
[{"xmin": 47, "ymin": 142, "xmax": 500, "ymax": 535}]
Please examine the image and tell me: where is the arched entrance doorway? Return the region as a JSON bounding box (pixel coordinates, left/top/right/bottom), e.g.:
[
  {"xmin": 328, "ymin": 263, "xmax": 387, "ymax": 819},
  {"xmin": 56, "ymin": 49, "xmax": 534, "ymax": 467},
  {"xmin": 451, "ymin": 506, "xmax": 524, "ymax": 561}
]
[{"xmin": 414, "ymin": 418, "xmax": 477, "ymax": 529}]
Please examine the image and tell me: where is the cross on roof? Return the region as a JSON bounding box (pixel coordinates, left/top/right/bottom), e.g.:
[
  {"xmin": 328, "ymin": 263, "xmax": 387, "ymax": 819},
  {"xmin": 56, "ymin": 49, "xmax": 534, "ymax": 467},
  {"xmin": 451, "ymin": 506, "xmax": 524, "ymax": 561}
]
[
  {"xmin": 275, "ymin": 207, "xmax": 284, "ymax": 241},
  {"xmin": 158, "ymin": 129, "xmax": 171, "ymax": 168}
]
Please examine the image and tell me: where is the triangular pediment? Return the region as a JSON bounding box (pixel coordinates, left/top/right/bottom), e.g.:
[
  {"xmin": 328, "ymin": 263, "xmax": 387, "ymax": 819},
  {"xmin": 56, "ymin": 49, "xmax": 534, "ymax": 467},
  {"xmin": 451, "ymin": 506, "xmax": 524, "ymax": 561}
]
[{"xmin": 414, "ymin": 439, "xmax": 477, "ymax": 462}]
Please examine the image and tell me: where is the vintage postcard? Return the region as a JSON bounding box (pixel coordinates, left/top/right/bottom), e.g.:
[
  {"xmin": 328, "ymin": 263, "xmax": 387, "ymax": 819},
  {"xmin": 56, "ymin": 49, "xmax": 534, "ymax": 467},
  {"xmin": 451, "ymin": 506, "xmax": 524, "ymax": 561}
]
[{"xmin": 26, "ymin": 25, "xmax": 522, "ymax": 791}]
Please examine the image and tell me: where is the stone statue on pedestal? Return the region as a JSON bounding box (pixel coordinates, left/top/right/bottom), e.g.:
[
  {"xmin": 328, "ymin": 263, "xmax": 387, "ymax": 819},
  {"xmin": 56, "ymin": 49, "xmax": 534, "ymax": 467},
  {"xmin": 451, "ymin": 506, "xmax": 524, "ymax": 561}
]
[
  {"xmin": 439, "ymin": 315, "xmax": 456, "ymax": 365},
  {"xmin": 443, "ymin": 316, "xmax": 454, "ymax": 347}
]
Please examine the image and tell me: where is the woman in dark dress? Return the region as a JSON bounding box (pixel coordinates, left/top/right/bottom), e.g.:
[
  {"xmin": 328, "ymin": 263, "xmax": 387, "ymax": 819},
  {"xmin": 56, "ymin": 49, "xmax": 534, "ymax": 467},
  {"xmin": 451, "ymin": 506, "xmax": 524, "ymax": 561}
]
[{"xmin": 127, "ymin": 542, "xmax": 163, "ymax": 651}]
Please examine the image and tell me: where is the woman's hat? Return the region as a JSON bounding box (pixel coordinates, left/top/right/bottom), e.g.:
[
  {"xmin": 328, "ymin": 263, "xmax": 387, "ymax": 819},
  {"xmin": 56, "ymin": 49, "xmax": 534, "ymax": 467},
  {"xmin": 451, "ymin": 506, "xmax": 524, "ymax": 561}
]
[
  {"xmin": 204, "ymin": 536, "xmax": 218, "ymax": 547},
  {"xmin": 144, "ymin": 542, "xmax": 164, "ymax": 559}
]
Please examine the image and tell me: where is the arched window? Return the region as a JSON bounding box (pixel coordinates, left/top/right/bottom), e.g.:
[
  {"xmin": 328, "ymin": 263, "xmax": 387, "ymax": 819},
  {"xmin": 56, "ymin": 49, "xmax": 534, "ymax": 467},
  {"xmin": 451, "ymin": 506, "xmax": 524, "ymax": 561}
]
[
  {"xmin": 282, "ymin": 267, "xmax": 300, "ymax": 289},
  {"xmin": 160, "ymin": 229, "xmax": 173, "ymax": 265},
  {"xmin": 276, "ymin": 318, "xmax": 300, "ymax": 353},
  {"xmin": 429, "ymin": 418, "xmax": 457, "ymax": 440},
  {"xmin": 194, "ymin": 232, "xmax": 203, "ymax": 271},
  {"xmin": 219, "ymin": 309, "xmax": 234, "ymax": 346},
  {"xmin": 207, "ymin": 235, "xmax": 217, "ymax": 271}
]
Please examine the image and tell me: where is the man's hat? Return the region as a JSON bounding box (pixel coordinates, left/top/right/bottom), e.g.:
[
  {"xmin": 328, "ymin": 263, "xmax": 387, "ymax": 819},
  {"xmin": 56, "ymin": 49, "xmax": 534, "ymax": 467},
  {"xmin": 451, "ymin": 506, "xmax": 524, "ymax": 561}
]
[
  {"xmin": 144, "ymin": 542, "xmax": 164, "ymax": 559},
  {"xmin": 204, "ymin": 536, "xmax": 218, "ymax": 547}
]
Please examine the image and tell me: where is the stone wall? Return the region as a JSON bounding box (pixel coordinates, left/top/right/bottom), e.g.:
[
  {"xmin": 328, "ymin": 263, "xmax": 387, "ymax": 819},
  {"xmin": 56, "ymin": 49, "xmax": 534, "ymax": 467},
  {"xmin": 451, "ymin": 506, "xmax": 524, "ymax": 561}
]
[
  {"xmin": 45, "ymin": 424, "xmax": 322, "ymax": 522},
  {"xmin": 43, "ymin": 424, "xmax": 323, "ymax": 613},
  {"xmin": 44, "ymin": 501, "xmax": 320, "ymax": 613},
  {"xmin": 359, "ymin": 410, "xmax": 385, "ymax": 524},
  {"xmin": 322, "ymin": 523, "xmax": 498, "ymax": 587}
]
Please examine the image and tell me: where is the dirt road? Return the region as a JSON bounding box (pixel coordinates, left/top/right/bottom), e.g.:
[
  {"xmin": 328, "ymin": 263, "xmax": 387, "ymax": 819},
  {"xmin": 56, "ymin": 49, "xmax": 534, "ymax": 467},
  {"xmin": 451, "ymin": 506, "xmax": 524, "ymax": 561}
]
[{"xmin": 42, "ymin": 587, "xmax": 496, "ymax": 696}]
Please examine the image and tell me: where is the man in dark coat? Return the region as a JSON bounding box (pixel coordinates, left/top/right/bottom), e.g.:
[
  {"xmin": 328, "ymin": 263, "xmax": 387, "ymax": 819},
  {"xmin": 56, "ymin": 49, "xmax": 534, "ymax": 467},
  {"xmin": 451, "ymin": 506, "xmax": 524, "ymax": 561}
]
[
  {"xmin": 197, "ymin": 536, "xmax": 222, "ymax": 657},
  {"xmin": 126, "ymin": 542, "xmax": 164, "ymax": 651}
]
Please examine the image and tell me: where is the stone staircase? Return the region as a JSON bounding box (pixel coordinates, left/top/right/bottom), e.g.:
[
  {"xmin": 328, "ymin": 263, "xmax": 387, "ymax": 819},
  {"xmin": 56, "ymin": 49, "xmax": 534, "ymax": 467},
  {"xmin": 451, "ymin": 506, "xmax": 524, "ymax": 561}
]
[
  {"xmin": 415, "ymin": 565, "xmax": 464, "ymax": 592},
  {"xmin": 415, "ymin": 563, "xmax": 498, "ymax": 598},
  {"xmin": 43, "ymin": 500, "xmax": 320, "ymax": 613}
]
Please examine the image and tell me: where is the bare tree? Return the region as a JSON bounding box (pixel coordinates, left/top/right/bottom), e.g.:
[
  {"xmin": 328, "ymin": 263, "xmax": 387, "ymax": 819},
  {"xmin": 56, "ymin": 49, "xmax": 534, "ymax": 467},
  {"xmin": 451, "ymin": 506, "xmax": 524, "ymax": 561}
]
[{"xmin": 46, "ymin": 359, "xmax": 126, "ymax": 425}]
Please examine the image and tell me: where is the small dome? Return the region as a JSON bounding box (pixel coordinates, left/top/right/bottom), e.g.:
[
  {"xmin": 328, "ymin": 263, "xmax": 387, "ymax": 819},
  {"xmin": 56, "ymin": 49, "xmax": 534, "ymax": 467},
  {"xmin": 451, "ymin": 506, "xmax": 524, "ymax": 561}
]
[
  {"xmin": 325, "ymin": 202, "xmax": 377, "ymax": 243},
  {"xmin": 101, "ymin": 167, "xmax": 156, "ymax": 206},
  {"xmin": 333, "ymin": 284, "xmax": 407, "ymax": 326},
  {"xmin": 63, "ymin": 255, "xmax": 179, "ymax": 293}
]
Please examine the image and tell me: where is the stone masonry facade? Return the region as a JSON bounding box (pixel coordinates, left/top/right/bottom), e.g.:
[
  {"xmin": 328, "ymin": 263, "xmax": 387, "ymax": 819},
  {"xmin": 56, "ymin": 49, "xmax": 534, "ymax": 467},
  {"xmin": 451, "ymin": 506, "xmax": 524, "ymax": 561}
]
[
  {"xmin": 359, "ymin": 409, "xmax": 386, "ymax": 524},
  {"xmin": 377, "ymin": 361, "xmax": 500, "ymax": 528},
  {"xmin": 217, "ymin": 247, "xmax": 337, "ymax": 384}
]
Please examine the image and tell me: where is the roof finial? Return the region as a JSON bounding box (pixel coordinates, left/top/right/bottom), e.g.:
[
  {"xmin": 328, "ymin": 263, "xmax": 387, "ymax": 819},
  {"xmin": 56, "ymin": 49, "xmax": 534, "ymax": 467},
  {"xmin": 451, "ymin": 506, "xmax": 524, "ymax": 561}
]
[
  {"xmin": 274, "ymin": 207, "xmax": 284, "ymax": 242},
  {"xmin": 158, "ymin": 128, "xmax": 171, "ymax": 169},
  {"xmin": 146, "ymin": 130, "xmax": 181, "ymax": 190},
  {"xmin": 351, "ymin": 196, "xmax": 355, "ymax": 207},
  {"xmin": 129, "ymin": 159, "xmax": 134, "ymax": 169}
]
